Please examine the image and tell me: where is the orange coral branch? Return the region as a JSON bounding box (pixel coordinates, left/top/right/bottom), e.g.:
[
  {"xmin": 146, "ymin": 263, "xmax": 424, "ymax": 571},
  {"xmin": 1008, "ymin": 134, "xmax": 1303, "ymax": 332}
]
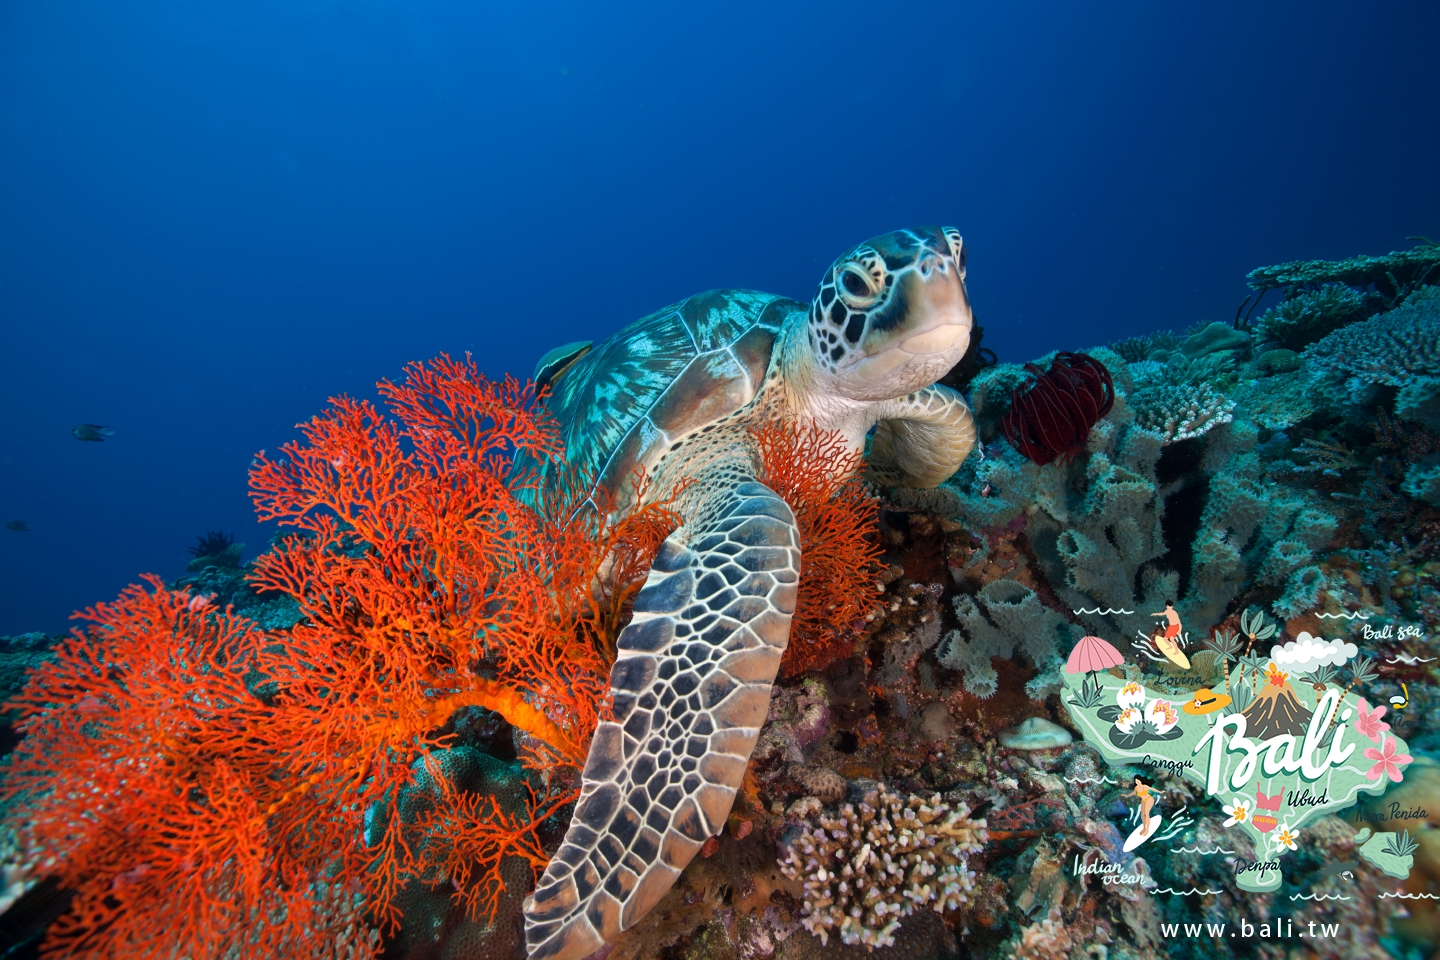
[
  {"xmin": 416, "ymin": 678, "xmax": 584, "ymax": 762},
  {"xmin": 752, "ymin": 419, "xmax": 885, "ymax": 676}
]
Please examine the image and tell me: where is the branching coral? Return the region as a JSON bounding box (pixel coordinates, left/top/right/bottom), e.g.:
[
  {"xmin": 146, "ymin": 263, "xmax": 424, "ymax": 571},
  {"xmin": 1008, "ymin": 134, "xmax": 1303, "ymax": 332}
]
[
  {"xmin": 1253, "ymin": 283, "xmax": 1370, "ymax": 350},
  {"xmin": 1110, "ymin": 335, "xmax": 1154, "ymax": 363},
  {"xmin": 1306, "ymin": 294, "xmax": 1440, "ymax": 406},
  {"xmin": 4, "ymin": 357, "xmax": 683, "ymax": 958},
  {"xmin": 1126, "ymin": 361, "xmax": 1235, "ymax": 443},
  {"xmin": 753, "ymin": 421, "xmax": 884, "ymax": 676},
  {"xmin": 1397, "ymin": 377, "xmax": 1440, "ymax": 432},
  {"xmin": 778, "ymin": 785, "xmax": 987, "ymax": 950}
]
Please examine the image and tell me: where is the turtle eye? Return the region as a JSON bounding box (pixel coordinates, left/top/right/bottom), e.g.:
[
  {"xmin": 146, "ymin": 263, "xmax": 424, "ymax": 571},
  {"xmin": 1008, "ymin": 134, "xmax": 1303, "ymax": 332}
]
[
  {"xmin": 943, "ymin": 228, "xmax": 966, "ymax": 277},
  {"xmin": 837, "ymin": 263, "xmax": 879, "ymax": 307}
]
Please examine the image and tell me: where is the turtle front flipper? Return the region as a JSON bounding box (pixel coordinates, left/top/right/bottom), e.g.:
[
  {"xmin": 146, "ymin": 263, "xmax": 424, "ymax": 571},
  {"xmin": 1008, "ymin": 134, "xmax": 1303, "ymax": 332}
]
[
  {"xmin": 867, "ymin": 382, "xmax": 977, "ymax": 488},
  {"xmin": 523, "ymin": 480, "xmax": 799, "ymax": 960}
]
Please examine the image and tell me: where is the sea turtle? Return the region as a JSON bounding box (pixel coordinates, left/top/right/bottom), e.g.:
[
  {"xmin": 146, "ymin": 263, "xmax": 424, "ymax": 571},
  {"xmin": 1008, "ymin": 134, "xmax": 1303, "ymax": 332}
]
[{"xmin": 522, "ymin": 227, "xmax": 978, "ymax": 960}]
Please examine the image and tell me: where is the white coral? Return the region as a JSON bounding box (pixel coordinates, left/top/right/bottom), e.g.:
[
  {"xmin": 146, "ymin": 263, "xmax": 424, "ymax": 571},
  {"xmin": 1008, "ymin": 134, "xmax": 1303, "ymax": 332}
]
[
  {"xmin": 1129, "ymin": 381, "xmax": 1235, "ymax": 443},
  {"xmin": 778, "ymin": 786, "xmax": 987, "ymax": 950}
]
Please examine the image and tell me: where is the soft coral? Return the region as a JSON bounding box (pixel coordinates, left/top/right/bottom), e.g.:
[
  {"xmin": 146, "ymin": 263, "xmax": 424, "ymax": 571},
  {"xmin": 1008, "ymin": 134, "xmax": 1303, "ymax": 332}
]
[
  {"xmin": 6, "ymin": 356, "xmax": 682, "ymax": 958},
  {"xmin": 752, "ymin": 420, "xmax": 884, "ymax": 676}
]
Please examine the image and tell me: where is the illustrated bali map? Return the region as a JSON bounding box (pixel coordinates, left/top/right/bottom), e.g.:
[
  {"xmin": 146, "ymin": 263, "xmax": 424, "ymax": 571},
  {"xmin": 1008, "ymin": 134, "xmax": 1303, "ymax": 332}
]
[{"xmin": 1061, "ymin": 616, "xmax": 1419, "ymax": 893}]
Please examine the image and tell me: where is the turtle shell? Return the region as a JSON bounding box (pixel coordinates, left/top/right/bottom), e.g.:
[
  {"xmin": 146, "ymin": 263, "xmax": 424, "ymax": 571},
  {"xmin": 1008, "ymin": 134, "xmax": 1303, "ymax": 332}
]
[{"xmin": 538, "ymin": 289, "xmax": 802, "ymax": 497}]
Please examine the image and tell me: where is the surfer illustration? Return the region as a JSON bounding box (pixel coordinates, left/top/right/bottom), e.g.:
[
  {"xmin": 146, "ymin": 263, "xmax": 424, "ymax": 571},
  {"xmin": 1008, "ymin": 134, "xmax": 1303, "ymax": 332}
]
[
  {"xmin": 1150, "ymin": 599, "xmax": 1191, "ymax": 669},
  {"xmin": 1122, "ymin": 776, "xmax": 1164, "ymax": 851},
  {"xmin": 1129, "ymin": 777, "xmax": 1156, "ymax": 834}
]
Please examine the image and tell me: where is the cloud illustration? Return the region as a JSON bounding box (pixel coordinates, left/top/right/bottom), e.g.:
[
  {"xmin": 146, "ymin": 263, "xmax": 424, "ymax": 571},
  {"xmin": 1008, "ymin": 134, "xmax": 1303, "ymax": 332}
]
[{"xmin": 1270, "ymin": 632, "xmax": 1357, "ymax": 670}]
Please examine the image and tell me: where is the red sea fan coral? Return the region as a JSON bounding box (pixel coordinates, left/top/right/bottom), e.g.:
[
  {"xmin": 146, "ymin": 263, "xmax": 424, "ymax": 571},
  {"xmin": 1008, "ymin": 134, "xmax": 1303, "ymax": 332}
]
[
  {"xmin": 752, "ymin": 420, "xmax": 884, "ymax": 676},
  {"xmin": 1000, "ymin": 351, "xmax": 1115, "ymax": 465},
  {"xmin": 5, "ymin": 355, "xmax": 683, "ymax": 958},
  {"xmin": 1, "ymin": 579, "xmax": 375, "ymax": 960}
]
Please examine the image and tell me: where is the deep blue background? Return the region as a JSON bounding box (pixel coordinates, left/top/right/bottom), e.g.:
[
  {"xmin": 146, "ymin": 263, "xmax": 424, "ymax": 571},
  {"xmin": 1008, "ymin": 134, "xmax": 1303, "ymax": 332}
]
[{"xmin": 2, "ymin": 0, "xmax": 1438, "ymax": 635}]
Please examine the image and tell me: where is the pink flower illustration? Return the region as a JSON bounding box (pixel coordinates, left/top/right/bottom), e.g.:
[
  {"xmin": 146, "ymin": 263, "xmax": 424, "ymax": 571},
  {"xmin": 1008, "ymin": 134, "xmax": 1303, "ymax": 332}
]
[
  {"xmin": 1355, "ymin": 698, "xmax": 1390, "ymax": 743},
  {"xmin": 1363, "ymin": 736, "xmax": 1413, "ymax": 782}
]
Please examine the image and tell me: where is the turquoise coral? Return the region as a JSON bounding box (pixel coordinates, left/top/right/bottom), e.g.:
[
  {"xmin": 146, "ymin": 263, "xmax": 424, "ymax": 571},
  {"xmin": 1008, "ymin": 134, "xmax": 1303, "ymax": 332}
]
[
  {"xmin": 938, "ymin": 579, "xmax": 1077, "ymax": 699},
  {"xmin": 1403, "ymin": 455, "xmax": 1440, "ymax": 508},
  {"xmin": 1246, "ymin": 243, "xmax": 1440, "ymax": 293},
  {"xmin": 1305, "ymin": 292, "xmax": 1440, "ymax": 406},
  {"xmin": 1252, "ymin": 283, "xmax": 1369, "ymax": 351}
]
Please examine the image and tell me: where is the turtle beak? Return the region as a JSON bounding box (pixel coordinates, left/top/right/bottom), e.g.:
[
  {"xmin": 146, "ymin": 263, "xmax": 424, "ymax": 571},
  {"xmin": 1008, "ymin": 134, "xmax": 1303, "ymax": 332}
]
[{"xmin": 875, "ymin": 260, "xmax": 972, "ymax": 361}]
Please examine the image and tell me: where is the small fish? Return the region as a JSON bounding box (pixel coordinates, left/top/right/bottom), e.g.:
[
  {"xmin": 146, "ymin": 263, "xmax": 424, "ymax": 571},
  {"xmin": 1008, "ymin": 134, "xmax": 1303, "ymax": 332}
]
[
  {"xmin": 5, "ymin": 520, "xmax": 28, "ymax": 531},
  {"xmin": 71, "ymin": 424, "xmax": 115, "ymax": 442}
]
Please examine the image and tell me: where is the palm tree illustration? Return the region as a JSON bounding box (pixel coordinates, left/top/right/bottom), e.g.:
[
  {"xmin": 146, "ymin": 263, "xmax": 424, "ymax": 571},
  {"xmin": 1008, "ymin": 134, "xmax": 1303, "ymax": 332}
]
[
  {"xmin": 1239, "ymin": 608, "xmax": 1279, "ymax": 693},
  {"xmin": 1299, "ymin": 663, "xmax": 1339, "ymax": 701},
  {"xmin": 1322, "ymin": 656, "xmax": 1379, "ymax": 738},
  {"xmin": 1204, "ymin": 628, "xmax": 1242, "ymax": 712},
  {"xmin": 1234, "ymin": 652, "xmax": 1270, "ymax": 709}
]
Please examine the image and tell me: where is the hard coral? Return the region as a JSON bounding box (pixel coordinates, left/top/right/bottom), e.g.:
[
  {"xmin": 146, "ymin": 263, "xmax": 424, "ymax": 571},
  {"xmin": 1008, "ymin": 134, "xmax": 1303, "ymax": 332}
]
[
  {"xmin": 778, "ymin": 785, "xmax": 987, "ymax": 950},
  {"xmin": 1246, "ymin": 242, "xmax": 1440, "ymax": 294},
  {"xmin": 1253, "ymin": 283, "xmax": 1370, "ymax": 350},
  {"xmin": 1127, "ymin": 376, "xmax": 1235, "ymax": 443},
  {"xmin": 1306, "ymin": 293, "xmax": 1440, "ymax": 404}
]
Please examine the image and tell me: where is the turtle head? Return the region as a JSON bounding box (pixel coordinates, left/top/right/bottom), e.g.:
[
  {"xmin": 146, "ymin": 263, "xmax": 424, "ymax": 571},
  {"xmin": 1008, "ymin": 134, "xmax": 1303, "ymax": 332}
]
[{"xmin": 806, "ymin": 226, "xmax": 972, "ymax": 401}]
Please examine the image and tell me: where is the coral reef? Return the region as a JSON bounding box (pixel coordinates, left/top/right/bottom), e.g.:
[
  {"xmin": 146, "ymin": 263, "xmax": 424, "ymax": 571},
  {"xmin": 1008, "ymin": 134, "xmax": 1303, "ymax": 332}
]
[
  {"xmin": 8, "ymin": 239, "xmax": 1440, "ymax": 960},
  {"xmin": 1253, "ymin": 282, "xmax": 1370, "ymax": 350},
  {"xmin": 1246, "ymin": 241, "xmax": 1440, "ymax": 294},
  {"xmin": 778, "ymin": 785, "xmax": 986, "ymax": 949},
  {"xmin": 563, "ymin": 239, "xmax": 1440, "ymax": 960},
  {"xmin": 1306, "ymin": 290, "xmax": 1440, "ymax": 407}
]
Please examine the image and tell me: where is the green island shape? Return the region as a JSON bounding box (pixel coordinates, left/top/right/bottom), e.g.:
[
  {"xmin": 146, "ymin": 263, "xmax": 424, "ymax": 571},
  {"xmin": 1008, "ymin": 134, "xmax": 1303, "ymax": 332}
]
[
  {"xmin": 1358, "ymin": 831, "xmax": 1417, "ymax": 879},
  {"xmin": 1060, "ymin": 670, "xmax": 1410, "ymax": 892}
]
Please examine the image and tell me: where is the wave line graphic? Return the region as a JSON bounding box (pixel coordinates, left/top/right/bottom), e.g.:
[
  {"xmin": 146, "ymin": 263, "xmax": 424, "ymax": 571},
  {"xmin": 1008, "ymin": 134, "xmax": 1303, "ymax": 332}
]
[
  {"xmin": 1386, "ymin": 654, "xmax": 1437, "ymax": 664},
  {"xmin": 1074, "ymin": 607, "xmax": 1135, "ymax": 616},
  {"xmin": 1380, "ymin": 891, "xmax": 1440, "ymax": 900},
  {"xmin": 1064, "ymin": 775, "xmax": 1118, "ymax": 785},
  {"xmin": 1152, "ymin": 887, "xmax": 1223, "ymax": 897},
  {"xmin": 1173, "ymin": 846, "xmax": 1234, "ymax": 855},
  {"xmin": 1316, "ymin": 610, "xmax": 1371, "ymax": 620},
  {"xmin": 1290, "ymin": 892, "xmax": 1351, "ymax": 901}
]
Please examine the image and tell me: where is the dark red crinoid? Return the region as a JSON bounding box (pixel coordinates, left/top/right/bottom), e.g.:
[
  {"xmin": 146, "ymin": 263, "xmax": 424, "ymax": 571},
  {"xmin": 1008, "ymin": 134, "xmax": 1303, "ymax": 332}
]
[{"xmin": 1000, "ymin": 352, "xmax": 1115, "ymax": 465}]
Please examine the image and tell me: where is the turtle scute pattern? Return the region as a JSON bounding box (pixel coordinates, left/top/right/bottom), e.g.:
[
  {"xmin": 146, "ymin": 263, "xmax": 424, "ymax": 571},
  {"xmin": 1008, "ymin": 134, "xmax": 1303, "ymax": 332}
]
[{"xmin": 523, "ymin": 479, "xmax": 800, "ymax": 960}]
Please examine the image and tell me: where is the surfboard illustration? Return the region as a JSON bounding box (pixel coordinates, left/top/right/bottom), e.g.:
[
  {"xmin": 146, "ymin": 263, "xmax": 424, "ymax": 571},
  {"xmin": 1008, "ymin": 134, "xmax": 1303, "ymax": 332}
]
[{"xmin": 1123, "ymin": 811, "xmax": 1163, "ymax": 852}]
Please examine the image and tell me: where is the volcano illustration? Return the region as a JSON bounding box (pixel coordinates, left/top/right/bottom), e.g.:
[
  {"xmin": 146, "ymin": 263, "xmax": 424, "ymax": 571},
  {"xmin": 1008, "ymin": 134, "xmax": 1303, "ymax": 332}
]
[{"xmin": 1242, "ymin": 663, "xmax": 1313, "ymax": 739}]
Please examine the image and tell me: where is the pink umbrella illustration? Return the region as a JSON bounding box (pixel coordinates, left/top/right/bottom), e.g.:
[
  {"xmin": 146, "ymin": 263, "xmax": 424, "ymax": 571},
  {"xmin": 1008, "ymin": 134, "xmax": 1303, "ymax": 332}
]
[{"xmin": 1067, "ymin": 635, "xmax": 1126, "ymax": 704}]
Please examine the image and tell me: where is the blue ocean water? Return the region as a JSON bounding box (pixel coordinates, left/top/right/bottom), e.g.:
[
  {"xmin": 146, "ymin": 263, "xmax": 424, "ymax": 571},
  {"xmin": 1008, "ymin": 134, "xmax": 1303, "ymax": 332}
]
[{"xmin": 0, "ymin": 0, "xmax": 1437, "ymax": 635}]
